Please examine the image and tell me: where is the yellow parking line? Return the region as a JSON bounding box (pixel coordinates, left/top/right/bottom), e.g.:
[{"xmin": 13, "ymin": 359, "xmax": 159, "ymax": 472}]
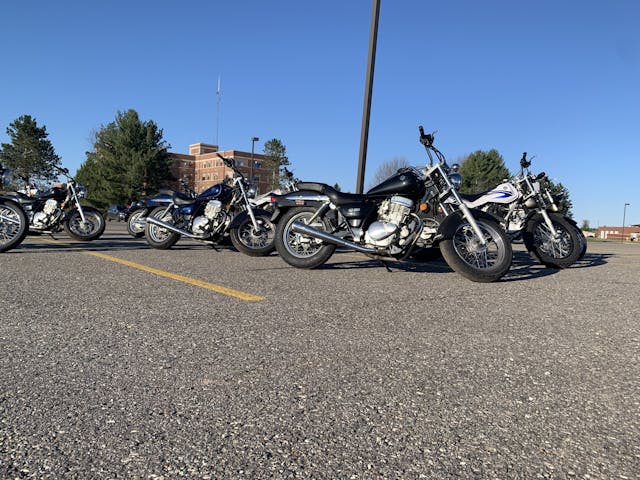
[{"xmin": 43, "ymin": 239, "xmax": 265, "ymax": 301}]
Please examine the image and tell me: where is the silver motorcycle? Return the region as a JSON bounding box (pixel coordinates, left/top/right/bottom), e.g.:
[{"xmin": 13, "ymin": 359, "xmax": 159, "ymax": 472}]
[{"xmin": 458, "ymin": 153, "xmax": 583, "ymax": 268}]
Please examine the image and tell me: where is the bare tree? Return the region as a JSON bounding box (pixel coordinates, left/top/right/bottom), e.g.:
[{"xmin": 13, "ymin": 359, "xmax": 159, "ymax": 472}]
[{"xmin": 368, "ymin": 157, "xmax": 410, "ymax": 189}]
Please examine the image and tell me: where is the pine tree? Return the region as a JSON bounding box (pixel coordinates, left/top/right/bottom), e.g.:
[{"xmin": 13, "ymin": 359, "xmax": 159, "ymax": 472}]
[
  {"xmin": 262, "ymin": 138, "xmax": 290, "ymax": 190},
  {"xmin": 76, "ymin": 110, "xmax": 171, "ymax": 209},
  {"xmin": 458, "ymin": 149, "xmax": 511, "ymax": 193},
  {"xmin": 0, "ymin": 115, "xmax": 61, "ymax": 186}
]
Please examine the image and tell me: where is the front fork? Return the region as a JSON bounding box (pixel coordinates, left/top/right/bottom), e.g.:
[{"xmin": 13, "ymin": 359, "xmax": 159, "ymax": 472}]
[
  {"xmin": 448, "ymin": 189, "xmax": 488, "ymax": 246},
  {"xmin": 539, "ymin": 209, "xmax": 558, "ymax": 236},
  {"xmin": 69, "ymin": 184, "xmax": 87, "ymax": 222}
]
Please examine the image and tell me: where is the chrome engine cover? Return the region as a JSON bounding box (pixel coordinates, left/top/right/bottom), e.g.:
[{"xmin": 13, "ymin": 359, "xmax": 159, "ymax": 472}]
[{"xmin": 364, "ymin": 196, "xmax": 414, "ymax": 247}]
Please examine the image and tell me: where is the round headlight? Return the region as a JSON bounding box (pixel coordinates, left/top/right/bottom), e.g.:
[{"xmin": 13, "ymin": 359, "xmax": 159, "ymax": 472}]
[
  {"xmin": 247, "ymin": 185, "xmax": 257, "ymax": 199},
  {"xmin": 449, "ymin": 172, "xmax": 462, "ymax": 190},
  {"xmin": 76, "ymin": 183, "xmax": 88, "ymax": 198}
]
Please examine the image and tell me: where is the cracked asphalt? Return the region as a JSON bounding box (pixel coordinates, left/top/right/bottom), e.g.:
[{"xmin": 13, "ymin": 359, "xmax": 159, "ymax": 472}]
[{"xmin": 1, "ymin": 223, "xmax": 638, "ymax": 479}]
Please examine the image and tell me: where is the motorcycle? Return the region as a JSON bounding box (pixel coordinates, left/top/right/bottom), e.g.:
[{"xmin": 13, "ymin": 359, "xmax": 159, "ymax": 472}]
[
  {"xmin": 249, "ymin": 167, "xmax": 299, "ymax": 212},
  {"xmin": 3, "ymin": 165, "xmax": 105, "ymax": 241},
  {"xmin": 270, "ymin": 126, "xmax": 513, "ymax": 283},
  {"xmin": 458, "ymin": 152, "xmax": 583, "ymax": 268},
  {"xmin": 0, "ymin": 165, "xmax": 28, "ymax": 252},
  {"xmin": 126, "ymin": 179, "xmax": 194, "ymax": 238},
  {"xmin": 144, "ymin": 154, "xmax": 276, "ymax": 256}
]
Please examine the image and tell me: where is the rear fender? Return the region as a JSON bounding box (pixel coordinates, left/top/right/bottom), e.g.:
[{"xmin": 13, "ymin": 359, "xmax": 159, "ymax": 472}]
[{"xmin": 270, "ymin": 190, "xmax": 329, "ymax": 223}]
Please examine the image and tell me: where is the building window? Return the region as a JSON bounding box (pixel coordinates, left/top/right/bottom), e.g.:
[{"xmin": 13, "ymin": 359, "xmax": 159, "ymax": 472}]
[{"xmin": 236, "ymin": 160, "xmax": 244, "ymax": 167}]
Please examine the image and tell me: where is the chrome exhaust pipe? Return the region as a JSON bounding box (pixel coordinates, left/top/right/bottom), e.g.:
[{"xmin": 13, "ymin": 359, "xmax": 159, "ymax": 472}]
[
  {"xmin": 291, "ymin": 221, "xmax": 378, "ymax": 254},
  {"xmin": 146, "ymin": 215, "xmax": 201, "ymax": 239}
]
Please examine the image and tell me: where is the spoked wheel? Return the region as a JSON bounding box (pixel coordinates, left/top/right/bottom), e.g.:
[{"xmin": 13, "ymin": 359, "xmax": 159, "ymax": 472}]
[
  {"xmin": 440, "ymin": 218, "xmax": 512, "ymax": 282},
  {"xmin": 274, "ymin": 207, "xmax": 336, "ymax": 268},
  {"xmin": 63, "ymin": 207, "xmax": 106, "ymax": 241},
  {"xmin": 523, "ymin": 213, "xmax": 581, "ymax": 268},
  {"xmin": 145, "ymin": 207, "xmax": 180, "ymax": 249},
  {"xmin": 230, "ymin": 213, "xmax": 276, "ymax": 256},
  {"xmin": 0, "ymin": 200, "xmax": 28, "ymax": 252},
  {"xmin": 127, "ymin": 209, "xmax": 147, "ymax": 238}
]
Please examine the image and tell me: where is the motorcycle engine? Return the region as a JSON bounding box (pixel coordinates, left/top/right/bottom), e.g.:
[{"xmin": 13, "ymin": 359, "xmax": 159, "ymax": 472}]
[
  {"xmin": 364, "ymin": 196, "xmax": 414, "ymax": 247},
  {"xmin": 192, "ymin": 200, "xmax": 225, "ymax": 235},
  {"xmin": 32, "ymin": 199, "xmax": 60, "ymax": 229}
]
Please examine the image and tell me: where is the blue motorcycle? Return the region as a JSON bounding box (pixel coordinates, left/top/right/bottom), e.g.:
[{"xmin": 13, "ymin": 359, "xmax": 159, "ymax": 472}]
[{"xmin": 144, "ymin": 154, "xmax": 275, "ymax": 256}]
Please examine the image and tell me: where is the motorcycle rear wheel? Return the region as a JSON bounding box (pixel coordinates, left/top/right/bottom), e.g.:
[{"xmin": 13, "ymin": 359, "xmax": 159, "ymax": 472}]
[
  {"xmin": 0, "ymin": 200, "xmax": 28, "ymax": 252},
  {"xmin": 275, "ymin": 207, "xmax": 336, "ymax": 269},
  {"xmin": 523, "ymin": 213, "xmax": 581, "ymax": 268},
  {"xmin": 63, "ymin": 207, "xmax": 106, "ymax": 241},
  {"xmin": 127, "ymin": 209, "xmax": 147, "ymax": 238},
  {"xmin": 440, "ymin": 218, "xmax": 512, "ymax": 282},
  {"xmin": 230, "ymin": 213, "xmax": 276, "ymax": 256},
  {"xmin": 145, "ymin": 207, "xmax": 180, "ymax": 249}
]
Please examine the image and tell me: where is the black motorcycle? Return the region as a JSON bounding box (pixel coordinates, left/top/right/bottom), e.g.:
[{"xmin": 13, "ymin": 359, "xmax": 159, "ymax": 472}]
[
  {"xmin": 2, "ymin": 165, "xmax": 105, "ymax": 241},
  {"xmin": 144, "ymin": 154, "xmax": 276, "ymax": 256},
  {"xmin": 271, "ymin": 126, "xmax": 513, "ymax": 282},
  {"xmin": 0, "ymin": 165, "xmax": 28, "ymax": 252}
]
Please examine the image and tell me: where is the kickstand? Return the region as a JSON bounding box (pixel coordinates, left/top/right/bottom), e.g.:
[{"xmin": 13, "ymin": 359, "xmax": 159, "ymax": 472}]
[
  {"xmin": 209, "ymin": 243, "xmax": 219, "ymax": 251},
  {"xmin": 380, "ymin": 260, "xmax": 393, "ymax": 272},
  {"xmin": 48, "ymin": 232, "xmax": 58, "ymax": 240}
]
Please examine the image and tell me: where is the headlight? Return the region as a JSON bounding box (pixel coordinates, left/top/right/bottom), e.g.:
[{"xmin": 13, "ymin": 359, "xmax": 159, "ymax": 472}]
[
  {"xmin": 76, "ymin": 183, "xmax": 88, "ymax": 198},
  {"xmin": 448, "ymin": 172, "xmax": 462, "ymax": 190},
  {"xmin": 247, "ymin": 185, "xmax": 257, "ymax": 199},
  {"xmin": 1, "ymin": 167, "xmax": 13, "ymax": 186}
]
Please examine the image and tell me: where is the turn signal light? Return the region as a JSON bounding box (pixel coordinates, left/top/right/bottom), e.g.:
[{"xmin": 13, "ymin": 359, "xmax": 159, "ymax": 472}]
[{"xmin": 419, "ymin": 203, "xmax": 428, "ymax": 212}]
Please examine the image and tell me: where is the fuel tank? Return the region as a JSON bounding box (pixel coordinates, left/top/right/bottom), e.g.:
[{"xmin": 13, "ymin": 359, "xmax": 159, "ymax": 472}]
[
  {"xmin": 366, "ymin": 170, "xmax": 425, "ymax": 199},
  {"xmin": 197, "ymin": 183, "xmax": 234, "ymax": 203}
]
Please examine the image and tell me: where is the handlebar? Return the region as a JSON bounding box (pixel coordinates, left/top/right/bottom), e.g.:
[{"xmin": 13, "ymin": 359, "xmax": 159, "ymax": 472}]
[
  {"xmin": 418, "ymin": 125, "xmax": 434, "ymax": 147},
  {"xmin": 520, "ymin": 152, "xmax": 531, "ymax": 169}
]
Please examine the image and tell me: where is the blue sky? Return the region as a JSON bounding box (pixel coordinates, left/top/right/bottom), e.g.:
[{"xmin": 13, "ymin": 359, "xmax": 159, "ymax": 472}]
[{"xmin": 1, "ymin": 0, "xmax": 638, "ymax": 227}]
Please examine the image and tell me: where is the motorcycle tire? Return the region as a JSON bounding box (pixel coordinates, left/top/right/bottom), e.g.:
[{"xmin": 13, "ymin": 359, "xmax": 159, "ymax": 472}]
[
  {"xmin": 0, "ymin": 199, "xmax": 28, "ymax": 252},
  {"xmin": 144, "ymin": 206, "xmax": 180, "ymax": 249},
  {"xmin": 63, "ymin": 207, "xmax": 106, "ymax": 241},
  {"xmin": 439, "ymin": 218, "xmax": 513, "ymax": 283},
  {"xmin": 127, "ymin": 209, "xmax": 147, "ymax": 238},
  {"xmin": 523, "ymin": 213, "xmax": 581, "ymax": 269},
  {"xmin": 274, "ymin": 207, "xmax": 336, "ymax": 269},
  {"xmin": 571, "ymin": 221, "xmax": 587, "ymax": 261},
  {"xmin": 230, "ymin": 213, "xmax": 276, "ymax": 256}
]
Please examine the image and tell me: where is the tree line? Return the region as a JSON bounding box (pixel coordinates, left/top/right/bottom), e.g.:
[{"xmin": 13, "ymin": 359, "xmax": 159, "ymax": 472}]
[{"xmin": 0, "ymin": 110, "xmax": 291, "ymax": 210}]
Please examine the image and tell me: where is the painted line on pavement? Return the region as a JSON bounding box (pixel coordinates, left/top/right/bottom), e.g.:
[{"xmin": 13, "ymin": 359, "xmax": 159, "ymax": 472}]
[{"xmin": 43, "ymin": 239, "xmax": 265, "ymax": 301}]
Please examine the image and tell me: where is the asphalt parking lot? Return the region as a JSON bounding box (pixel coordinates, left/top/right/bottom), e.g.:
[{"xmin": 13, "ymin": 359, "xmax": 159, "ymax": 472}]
[{"xmin": 1, "ymin": 223, "xmax": 638, "ymax": 479}]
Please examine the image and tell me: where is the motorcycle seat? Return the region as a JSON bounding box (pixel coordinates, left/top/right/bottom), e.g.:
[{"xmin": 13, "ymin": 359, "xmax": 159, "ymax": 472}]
[
  {"xmin": 296, "ymin": 182, "xmax": 365, "ymax": 205},
  {"xmin": 3, "ymin": 192, "xmax": 34, "ymax": 204}
]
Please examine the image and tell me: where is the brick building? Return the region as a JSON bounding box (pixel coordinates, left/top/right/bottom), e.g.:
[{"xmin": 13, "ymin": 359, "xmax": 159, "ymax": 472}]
[
  {"xmin": 167, "ymin": 143, "xmax": 277, "ymax": 195},
  {"xmin": 597, "ymin": 224, "xmax": 640, "ymax": 241}
]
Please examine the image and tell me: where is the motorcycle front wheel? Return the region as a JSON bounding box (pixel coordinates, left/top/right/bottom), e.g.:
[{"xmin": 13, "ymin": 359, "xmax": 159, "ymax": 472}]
[
  {"xmin": 523, "ymin": 213, "xmax": 581, "ymax": 268},
  {"xmin": 145, "ymin": 207, "xmax": 180, "ymax": 249},
  {"xmin": 127, "ymin": 209, "xmax": 147, "ymax": 238},
  {"xmin": 274, "ymin": 207, "xmax": 336, "ymax": 269},
  {"xmin": 230, "ymin": 213, "xmax": 276, "ymax": 256},
  {"xmin": 0, "ymin": 200, "xmax": 28, "ymax": 252},
  {"xmin": 63, "ymin": 207, "xmax": 106, "ymax": 241},
  {"xmin": 439, "ymin": 218, "xmax": 512, "ymax": 282}
]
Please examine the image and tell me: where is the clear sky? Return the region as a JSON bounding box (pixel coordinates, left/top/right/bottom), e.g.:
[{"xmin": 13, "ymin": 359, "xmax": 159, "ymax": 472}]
[{"xmin": 1, "ymin": 0, "xmax": 638, "ymax": 227}]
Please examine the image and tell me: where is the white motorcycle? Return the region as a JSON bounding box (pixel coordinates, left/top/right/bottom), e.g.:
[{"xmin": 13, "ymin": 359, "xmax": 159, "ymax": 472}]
[{"xmin": 458, "ymin": 153, "xmax": 582, "ymax": 268}]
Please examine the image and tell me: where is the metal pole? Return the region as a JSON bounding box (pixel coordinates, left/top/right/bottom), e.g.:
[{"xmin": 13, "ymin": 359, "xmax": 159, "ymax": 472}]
[
  {"xmin": 250, "ymin": 137, "xmax": 259, "ymax": 185},
  {"xmin": 622, "ymin": 203, "xmax": 630, "ymax": 242},
  {"xmin": 356, "ymin": 0, "xmax": 381, "ymax": 194}
]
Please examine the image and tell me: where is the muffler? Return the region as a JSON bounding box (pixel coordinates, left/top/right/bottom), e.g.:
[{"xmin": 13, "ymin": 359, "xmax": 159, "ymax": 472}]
[
  {"xmin": 146, "ymin": 215, "xmax": 201, "ymax": 239},
  {"xmin": 291, "ymin": 221, "xmax": 378, "ymax": 254}
]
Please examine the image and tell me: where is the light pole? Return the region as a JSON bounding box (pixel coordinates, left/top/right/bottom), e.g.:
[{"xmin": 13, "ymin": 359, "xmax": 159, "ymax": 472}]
[
  {"xmin": 622, "ymin": 203, "xmax": 630, "ymax": 242},
  {"xmin": 250, "ymin": 136, "xmax": 259, "ymax": 184}
]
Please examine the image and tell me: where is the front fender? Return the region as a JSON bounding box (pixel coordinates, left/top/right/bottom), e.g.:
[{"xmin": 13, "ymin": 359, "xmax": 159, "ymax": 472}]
[
  {"xmin": 436, "ymin": 209, "xmax": 502, "ymax": 240},
  {"xmin": 229, "ymin": 208, "xmax": 272, "ymax": 229}
]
